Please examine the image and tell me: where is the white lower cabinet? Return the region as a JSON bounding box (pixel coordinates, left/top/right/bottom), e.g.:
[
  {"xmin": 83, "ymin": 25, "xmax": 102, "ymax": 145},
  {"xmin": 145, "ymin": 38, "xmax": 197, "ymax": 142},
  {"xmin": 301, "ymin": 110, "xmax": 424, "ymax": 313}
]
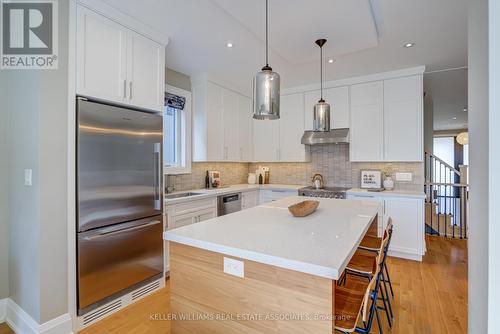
[
  {"xmin": 164, "ymin": 197, "xmax": 217, "ymax": 272},
  {"xmin": 242, "ymin": 191, "xmax": 258, "ymax": 210},
  {"xmin": 347, "ymin": 194, "xmax": 425, "ymax": 261},
  {"xmin": 383, "ymin": 197, "xmax": 425, "ymax": 261}
]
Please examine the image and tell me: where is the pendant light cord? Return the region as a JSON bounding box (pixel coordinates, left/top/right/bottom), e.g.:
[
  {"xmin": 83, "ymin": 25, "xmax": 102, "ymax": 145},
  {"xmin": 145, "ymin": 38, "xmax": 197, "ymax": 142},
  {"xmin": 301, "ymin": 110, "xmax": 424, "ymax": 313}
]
[
  {"xmin": 320, "ymin": 43, "xmax": 323, "ymax": 100},
  {"xmin": 265, "ymin": 0, "xmax": 269, "ymax": 67}
]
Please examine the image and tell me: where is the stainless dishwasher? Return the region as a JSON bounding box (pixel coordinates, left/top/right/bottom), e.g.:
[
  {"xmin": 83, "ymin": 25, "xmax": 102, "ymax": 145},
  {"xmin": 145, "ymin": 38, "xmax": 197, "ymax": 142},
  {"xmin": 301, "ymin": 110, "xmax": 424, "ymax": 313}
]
[{"xmin": 217, "ymin": 193, "xmax": 242, "ymax": 216}]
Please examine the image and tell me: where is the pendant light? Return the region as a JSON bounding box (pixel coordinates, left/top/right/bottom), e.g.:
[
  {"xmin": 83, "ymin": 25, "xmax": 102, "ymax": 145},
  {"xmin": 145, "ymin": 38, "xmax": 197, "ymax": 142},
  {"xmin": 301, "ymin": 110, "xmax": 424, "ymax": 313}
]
[
  {"xmin": 253, "ymin": 0, "xmax": 280, "ymax": 120},
  {"xmin": 313, "ymin": 39, "xmax": 331, "ymax": 132}
]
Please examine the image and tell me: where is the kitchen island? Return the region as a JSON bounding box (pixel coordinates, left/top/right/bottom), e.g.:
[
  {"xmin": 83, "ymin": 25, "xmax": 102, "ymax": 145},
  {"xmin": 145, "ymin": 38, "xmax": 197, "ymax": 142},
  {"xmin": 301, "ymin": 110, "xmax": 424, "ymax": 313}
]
[{"xmin": 163, "ymin": 196, "xmax": 380, "ymax": 333}]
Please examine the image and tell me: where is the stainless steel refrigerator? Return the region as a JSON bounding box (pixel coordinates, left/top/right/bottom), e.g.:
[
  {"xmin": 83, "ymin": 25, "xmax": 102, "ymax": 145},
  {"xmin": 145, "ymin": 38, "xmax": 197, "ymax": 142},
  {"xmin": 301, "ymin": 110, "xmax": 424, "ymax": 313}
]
[{"xmin": 76, "ymin": 98, "xmax": 163, "ymax": 315}]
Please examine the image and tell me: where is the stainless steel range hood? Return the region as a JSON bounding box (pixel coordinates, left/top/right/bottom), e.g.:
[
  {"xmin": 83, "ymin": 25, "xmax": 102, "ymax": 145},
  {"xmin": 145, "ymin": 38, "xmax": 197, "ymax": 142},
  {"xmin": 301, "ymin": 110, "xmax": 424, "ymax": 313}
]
[{"xmin": 301, "ymin": 128, "xmax": 349, "ymax": 145}]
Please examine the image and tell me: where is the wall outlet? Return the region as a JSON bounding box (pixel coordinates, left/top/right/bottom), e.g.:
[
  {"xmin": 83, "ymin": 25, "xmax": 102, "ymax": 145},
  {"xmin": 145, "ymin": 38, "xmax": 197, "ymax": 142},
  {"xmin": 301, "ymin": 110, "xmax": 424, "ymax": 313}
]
[
  {"xmin": 395, "ymin": 172, "xmax": 412, "ymax": 182},
  {"xmin": 24, "ymin": 169, "xmax": 32, "ymax": 186},
  {"xmin": 223, "ymin": 257, "xmax": 244, "ymax": 278}
]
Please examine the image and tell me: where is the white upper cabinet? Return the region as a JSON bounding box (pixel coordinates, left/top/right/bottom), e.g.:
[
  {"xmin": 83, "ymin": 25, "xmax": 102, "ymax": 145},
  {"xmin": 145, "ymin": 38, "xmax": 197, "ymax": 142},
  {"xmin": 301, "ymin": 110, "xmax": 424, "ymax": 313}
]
[
  {"xmin": 253, "ymin": 93, "xmax": 310, "ymax": 162},
  {"xmin": 304, "ymin": 86, "xmax": 350, "ymax": 130},
  {"xmin": 279, "ymin": 93, "xmax": 308, "ymax": 161},
  {"xmin": 76, "ymin": 4, "xmax": 165, "ymax": 112},
  {"xmin": 193, "ymin": 80, "xmax": 253, "ymax": 162},
  {"xmin": 77, "ymin": 5, "xmax": 127, "ymax": 104},
  {"xmin": 205, "ymin": 82, "xmax": 225, "ymax": 161},
  {"xmin": 238, "ymin": 95, "xmax": 253, "ymax": 161},
  {"xmin": 350, "ymin": 81, "xmax": 384, "ymax": 161},
  {"xmin": 223, "ymin": 89, "xmax": 240, "ymax": 161},
  {"xmin": 383, "ymin": 76, "xmax": 423, "ymax": 161},
  {"xmin": 127, "ymin": 31, "xmax": 164, "ymax": 111},
  {"xmin": 253, "ymin": 117, "xmax": 280, "ymax": 162}
]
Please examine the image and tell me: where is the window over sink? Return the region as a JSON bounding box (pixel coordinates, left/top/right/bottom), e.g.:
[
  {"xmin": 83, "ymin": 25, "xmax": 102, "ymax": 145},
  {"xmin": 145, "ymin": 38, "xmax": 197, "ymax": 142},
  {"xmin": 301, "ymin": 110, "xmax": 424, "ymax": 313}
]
[{"xmin": 164, "ymin": 85, "xmax": 192, "ymax": 174}]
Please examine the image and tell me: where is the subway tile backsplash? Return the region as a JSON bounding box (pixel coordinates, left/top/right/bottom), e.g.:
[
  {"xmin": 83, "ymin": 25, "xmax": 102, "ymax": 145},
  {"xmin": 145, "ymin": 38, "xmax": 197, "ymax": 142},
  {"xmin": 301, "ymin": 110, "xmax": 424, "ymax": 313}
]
[{"xmin": 167, "ymin": 145, "xmax": 424, "ymax": 192}]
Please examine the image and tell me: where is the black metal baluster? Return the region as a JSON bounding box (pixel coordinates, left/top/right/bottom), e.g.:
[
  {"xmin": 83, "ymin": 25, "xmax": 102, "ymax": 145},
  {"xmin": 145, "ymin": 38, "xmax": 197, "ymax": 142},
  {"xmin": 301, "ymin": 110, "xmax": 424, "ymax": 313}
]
[{"xmin": 453, "ymin": 184, "xmax": 456, "ymax": 239}]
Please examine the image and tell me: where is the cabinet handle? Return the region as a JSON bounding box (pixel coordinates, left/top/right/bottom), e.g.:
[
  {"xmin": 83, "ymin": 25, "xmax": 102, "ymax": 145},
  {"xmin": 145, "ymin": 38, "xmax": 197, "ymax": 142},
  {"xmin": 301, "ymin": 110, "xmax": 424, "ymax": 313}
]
[
  {"xmin": 123, "ymin": 80, "xmax": 127, "ymax": 98},
  {"xmin": 129, "ymin": 81, "xmax": 133, "ymax": 99}
]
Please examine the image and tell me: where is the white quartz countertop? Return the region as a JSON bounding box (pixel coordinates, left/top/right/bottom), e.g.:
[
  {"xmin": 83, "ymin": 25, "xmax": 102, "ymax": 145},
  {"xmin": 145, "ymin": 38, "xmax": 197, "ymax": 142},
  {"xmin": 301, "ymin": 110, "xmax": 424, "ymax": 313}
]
[
  {"xmin": 347, "ymin": 188, "xmax": 426, "ymax": 199},
  {"xmin": 163, "ymin": 196, "xmax": 380, "ymax": 280},
  {"xmin": 164, "ymin": 184, "xmax": 302, "ymax": 205}
]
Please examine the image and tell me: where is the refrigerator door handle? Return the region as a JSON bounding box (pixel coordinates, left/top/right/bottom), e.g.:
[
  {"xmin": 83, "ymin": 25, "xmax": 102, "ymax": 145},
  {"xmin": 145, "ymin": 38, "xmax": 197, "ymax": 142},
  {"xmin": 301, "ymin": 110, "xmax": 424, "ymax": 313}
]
[
  {"xmin": 154, "ymin": 143, "xmax": 162, "ymax": 210},
  {"xmin": 82, "ymin": 220, "xmax": 161, "ymax": 240}
]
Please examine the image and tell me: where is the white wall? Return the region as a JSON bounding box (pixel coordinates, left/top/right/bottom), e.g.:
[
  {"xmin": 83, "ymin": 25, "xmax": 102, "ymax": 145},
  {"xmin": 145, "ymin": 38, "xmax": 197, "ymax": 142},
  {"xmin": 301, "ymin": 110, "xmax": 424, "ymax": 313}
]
[
  {"xmin": 423, "ymin": 94, "xmax": 434, "ymax": 153},
  {"xmin": 488, "ymin": 0, "xmax": 500, "ymax": 330},
  {"xmin": 0, "ymin": 0, "xmax": 70, "ymax": 324},
  {"xmin": 468, "ymin": 0, "xmax": 490, "ymax": 332},
  {"xmin": 0, "ymin": 87, "xmax": 9, "ymax": 300}
]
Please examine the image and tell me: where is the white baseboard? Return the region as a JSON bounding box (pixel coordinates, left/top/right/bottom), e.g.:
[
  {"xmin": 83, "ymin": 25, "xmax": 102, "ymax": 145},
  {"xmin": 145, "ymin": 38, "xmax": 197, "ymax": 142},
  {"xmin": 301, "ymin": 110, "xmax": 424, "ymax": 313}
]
[
  {"xmin": 0, "ymin": 298, "xmax": 6, "ymax": 323},
  {"xmin": 388, "ymin": 249, "xmax": 423, "ymax": 261},
  {"xmin": 5, "ymin": 299, "xmax": 73, "ymax": 334}
]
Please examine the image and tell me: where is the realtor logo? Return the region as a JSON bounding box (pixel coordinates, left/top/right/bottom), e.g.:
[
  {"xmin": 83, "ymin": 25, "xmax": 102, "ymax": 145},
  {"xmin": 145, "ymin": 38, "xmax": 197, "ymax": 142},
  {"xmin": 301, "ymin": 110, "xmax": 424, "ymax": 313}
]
[{"xmin": 1, "ymin": 0, "xmax": 58, "ymax": 69}]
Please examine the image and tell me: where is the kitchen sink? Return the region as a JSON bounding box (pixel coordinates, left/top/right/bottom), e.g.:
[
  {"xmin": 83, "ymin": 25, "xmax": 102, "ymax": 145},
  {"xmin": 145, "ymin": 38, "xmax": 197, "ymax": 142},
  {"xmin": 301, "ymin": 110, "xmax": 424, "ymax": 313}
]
[{"xmin": 165, "ymin": 192, "xmax": 203, "ymax": 199}]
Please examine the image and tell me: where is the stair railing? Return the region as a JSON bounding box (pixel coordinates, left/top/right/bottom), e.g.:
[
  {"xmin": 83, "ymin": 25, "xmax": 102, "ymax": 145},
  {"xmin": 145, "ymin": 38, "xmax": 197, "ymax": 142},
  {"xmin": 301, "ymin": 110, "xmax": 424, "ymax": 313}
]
[{"xmin": 424, "ymin": 151, "xmax": 468, "ymax": 239}]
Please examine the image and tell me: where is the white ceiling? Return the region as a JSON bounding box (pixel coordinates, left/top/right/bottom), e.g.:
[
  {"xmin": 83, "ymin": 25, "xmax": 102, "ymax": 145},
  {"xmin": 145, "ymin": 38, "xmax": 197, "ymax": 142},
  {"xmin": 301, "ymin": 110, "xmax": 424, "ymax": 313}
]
[
  {"xmin": 101, "ymin": 0, "xmax": 468, "ymax": 126},
  {"xmin": 212, "ymin": 0, "xmax": 379, "ymax": 64},
  {"xmin": 424, "ymin": 69, "xmax": 468, "ymax": 131}
]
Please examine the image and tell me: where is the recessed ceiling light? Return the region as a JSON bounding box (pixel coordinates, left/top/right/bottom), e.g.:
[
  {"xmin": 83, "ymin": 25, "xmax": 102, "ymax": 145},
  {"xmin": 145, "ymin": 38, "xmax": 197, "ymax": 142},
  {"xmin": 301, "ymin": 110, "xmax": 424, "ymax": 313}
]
[
  {"xmin": 327, "ymin": 58, "xmax": 335, "ymax": 63},
  {"xmin": 404, "ymin": 42, "xmax": 416, "ymax": 48},
  {"xmin": 453, "ymin": 117, "xmax": 457, "ymax": 120},
  {"xmin": 226, "ymin": 42, "xmax": 234, "ymax": 48},
  {"xmin": 463, "ymin": 107, "xmax": 468, "ymax": 112}
]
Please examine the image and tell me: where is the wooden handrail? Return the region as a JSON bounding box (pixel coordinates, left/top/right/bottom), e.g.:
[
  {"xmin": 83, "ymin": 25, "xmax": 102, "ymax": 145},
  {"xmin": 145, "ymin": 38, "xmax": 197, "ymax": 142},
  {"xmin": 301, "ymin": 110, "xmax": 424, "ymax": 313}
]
[
  {"xmin": 425, "ymin": 151, "xmax": 461, "ymax": 176},
  {"xmin": 425, "ymin": 182, "xmax": 468, "ymax": 187}
]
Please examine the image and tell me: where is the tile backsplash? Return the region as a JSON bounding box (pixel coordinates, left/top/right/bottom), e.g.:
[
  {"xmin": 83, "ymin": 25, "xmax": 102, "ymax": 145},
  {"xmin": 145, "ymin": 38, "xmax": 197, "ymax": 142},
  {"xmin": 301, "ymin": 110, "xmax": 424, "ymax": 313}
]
[
  {"xmin": 167, "ymin": 162, "xmax": 248, "ymax": 192},
  {"xmin": 167, "ymin": 145, "xmax": 424, "ymax": 192}
]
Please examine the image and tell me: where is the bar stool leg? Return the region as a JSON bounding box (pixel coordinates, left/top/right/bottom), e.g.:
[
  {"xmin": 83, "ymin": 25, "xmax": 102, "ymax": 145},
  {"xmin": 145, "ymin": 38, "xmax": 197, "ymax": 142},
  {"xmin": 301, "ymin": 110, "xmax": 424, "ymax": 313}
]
[
  {"xmin": 375, "ymin": 306, "xmax": 384, "ymax": 334},
  {"xmin": 384, "ymin": 262, "xmax": 394, "ymax": 298},
  {"xmin": 378, "ymin": 281, "xmax": 392, "ymax": 328},
  {"xmin": 381, "ymin": 271, "xmax": 394, "ymax": 320}
]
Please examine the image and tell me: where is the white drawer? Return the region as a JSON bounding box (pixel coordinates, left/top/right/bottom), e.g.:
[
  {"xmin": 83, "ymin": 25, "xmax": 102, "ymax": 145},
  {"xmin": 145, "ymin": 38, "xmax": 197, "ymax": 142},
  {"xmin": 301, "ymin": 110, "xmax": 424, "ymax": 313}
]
[{"xmin": 166, "ymin": 197, "xmax": 217, "ymax": 216}]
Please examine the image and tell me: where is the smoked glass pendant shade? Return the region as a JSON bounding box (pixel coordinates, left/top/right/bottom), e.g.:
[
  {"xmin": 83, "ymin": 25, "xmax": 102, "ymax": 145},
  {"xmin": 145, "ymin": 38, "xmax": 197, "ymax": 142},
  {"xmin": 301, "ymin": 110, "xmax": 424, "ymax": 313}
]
[
  {"xmin": 313, "ymin": 100, "xmax": 331, "ymax": 132},
  {"xmin": 253, "ymin": 67, "xmax": 280, "ymax": 120}
]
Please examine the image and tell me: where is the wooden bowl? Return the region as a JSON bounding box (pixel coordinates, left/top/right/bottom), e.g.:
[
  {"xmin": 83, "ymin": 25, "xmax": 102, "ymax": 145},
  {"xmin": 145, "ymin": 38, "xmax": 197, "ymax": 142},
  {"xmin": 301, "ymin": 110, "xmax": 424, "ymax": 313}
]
[{"xmin": 288, "ymin": 200, "xmax": 319, "ymax": 217}]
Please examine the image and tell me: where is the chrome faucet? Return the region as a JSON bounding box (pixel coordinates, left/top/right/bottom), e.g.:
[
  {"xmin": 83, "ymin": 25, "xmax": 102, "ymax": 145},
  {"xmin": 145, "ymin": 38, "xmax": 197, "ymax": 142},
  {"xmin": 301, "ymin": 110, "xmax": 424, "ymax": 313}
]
[
  {"xmin": 165, "ymin": 175, "xmax": 176, "ymax": 194},
  {"xmin": 311, "ymin": 174, "xmax": 324, "ymax": 189}
]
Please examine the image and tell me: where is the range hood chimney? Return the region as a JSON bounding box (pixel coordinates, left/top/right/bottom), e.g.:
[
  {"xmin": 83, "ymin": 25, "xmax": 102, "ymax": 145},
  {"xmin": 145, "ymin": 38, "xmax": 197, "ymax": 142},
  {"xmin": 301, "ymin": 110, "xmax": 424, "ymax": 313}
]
[{"xmin": 301, "ymin": 38, "xmax": 350, "ymax": 145}]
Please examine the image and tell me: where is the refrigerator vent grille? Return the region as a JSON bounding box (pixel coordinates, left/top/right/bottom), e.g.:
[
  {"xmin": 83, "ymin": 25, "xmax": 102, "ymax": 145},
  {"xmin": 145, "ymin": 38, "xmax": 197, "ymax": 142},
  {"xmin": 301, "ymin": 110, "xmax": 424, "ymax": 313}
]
[
  {"xmin": 132, "ymin": 280, "xmax": 161, "ymax": 300},
  {"xmin": 82, "ymin": 300, "xmax": 122, "ymax": 326}
]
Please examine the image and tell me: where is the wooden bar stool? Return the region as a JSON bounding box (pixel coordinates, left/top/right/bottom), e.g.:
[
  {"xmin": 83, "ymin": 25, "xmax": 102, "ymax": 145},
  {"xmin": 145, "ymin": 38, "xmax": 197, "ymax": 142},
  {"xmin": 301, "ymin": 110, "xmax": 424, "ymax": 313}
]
[
  {"xmin": 334, "ymin": 235, "xmax": 388, "ymax": 333},
  {"xmin": 340, "ymin": 220, "xmax": 394, "ymax": 328},
  {"xmin": 359, "ymin": 219, "xmax": 395, "ymax": 298}
]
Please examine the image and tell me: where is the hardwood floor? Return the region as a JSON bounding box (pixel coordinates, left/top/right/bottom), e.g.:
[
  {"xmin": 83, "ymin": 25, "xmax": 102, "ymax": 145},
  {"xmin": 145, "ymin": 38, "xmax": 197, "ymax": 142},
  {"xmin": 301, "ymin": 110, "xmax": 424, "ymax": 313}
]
[
  {"xmin": 0, "ymin": 323, "xmax": 14, "ymax": 334},
  {"xmin": 77, "ymin": 235, "xmax": 467, "ymax": 333}
]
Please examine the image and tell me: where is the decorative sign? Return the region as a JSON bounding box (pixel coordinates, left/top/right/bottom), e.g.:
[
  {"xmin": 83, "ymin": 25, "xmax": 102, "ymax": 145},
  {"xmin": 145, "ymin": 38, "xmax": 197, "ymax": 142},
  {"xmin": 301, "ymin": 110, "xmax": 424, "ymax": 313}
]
[
  {"xmin": 165, "ymin": 92, "xmax": 186, "ymax": 110},
  {"xmin": 360, "ymin": 170, "xmax": 382, "ymax": 189}
]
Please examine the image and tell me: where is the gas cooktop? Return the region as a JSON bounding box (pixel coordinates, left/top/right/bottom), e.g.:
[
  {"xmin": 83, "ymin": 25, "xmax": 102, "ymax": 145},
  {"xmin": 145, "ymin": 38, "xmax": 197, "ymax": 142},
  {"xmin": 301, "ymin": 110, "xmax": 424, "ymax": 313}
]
[{"xmin": 298, "ymin": 186, "xmax": 351, "ymax": 199}]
